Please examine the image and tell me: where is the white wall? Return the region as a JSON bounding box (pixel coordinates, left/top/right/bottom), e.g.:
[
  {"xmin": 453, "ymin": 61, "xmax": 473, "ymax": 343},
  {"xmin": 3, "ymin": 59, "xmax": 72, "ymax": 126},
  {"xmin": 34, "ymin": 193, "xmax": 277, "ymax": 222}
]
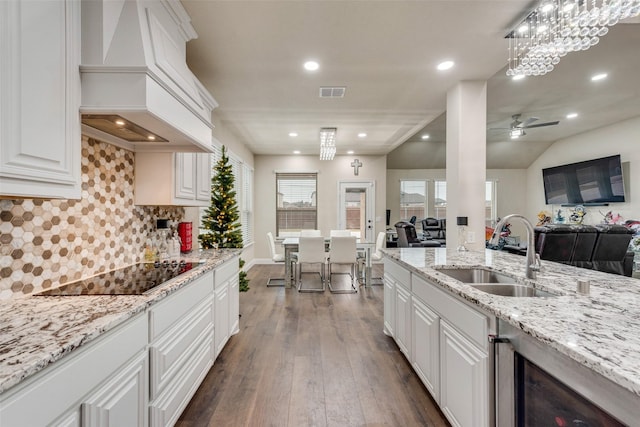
[
  {"xmin": 386, "ymin": 169, "xmax": 528, "ymax": 238},
  {"xmin": 253, "ymin": 154, "xmax": 387, "ymax": 260},
  {"xmin": 526, "ymin": 116, "xmax": 640, "ymax": 225}
]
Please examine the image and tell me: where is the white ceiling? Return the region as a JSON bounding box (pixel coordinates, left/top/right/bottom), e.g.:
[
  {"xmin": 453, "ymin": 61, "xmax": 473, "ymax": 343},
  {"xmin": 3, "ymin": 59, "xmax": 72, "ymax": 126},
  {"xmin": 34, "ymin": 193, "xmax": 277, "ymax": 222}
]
[{"xmin": 182, "ymin": 1, "xmax": 640, "ymax": 168}]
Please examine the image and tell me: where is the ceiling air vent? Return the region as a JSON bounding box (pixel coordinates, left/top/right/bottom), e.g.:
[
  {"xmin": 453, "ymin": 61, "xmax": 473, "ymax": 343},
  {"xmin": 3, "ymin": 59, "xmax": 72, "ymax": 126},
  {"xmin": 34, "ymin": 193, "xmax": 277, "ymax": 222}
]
[{"xmin": 319, "ymin": 87, "xmax": 346, "ymax": 98}]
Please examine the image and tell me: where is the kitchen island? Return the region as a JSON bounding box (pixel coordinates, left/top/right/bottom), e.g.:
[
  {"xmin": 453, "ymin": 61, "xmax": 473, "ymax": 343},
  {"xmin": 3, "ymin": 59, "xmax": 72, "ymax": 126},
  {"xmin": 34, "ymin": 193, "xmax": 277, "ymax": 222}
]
[
  {"xmin": 382, "ymin": 247, "xmax": 640, "ymax": 426},
  {"xmin": 0, "ymin": 249, "xmax": 240, "ymax": 426}
]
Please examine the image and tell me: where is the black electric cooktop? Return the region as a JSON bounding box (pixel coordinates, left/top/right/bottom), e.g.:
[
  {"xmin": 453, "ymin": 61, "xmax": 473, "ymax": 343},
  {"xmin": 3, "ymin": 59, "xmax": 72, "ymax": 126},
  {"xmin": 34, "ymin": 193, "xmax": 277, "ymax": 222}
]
[{"xmin": 34, "ymin": 261, "xmax": 199, "ymax": 296}]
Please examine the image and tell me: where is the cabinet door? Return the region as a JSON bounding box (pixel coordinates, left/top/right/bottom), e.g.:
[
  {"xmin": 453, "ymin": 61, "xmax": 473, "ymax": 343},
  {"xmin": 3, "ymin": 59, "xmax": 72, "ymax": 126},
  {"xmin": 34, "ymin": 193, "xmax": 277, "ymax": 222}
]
[
  {"xmin": 82, "ymin": 352, "xmax": 147, "ymax": 427},
  {"xmin": 394, "ymin": 285, "xmax": 411, "ymax": 358},
  {"xmin": 0, "ymin": 0, "xmax": 81, "ymax": 199},
  {"xmin": 175, "ymin": 153, "xmax": 197, "ymax": 200},
  {"xmin": 214, "ymin": 282, "xmax": 230, "ymax": 357},
  {"xmin": 383, "ymin": 273, "xmax": 395, "ymax": 337},
  {"xmin": 439, "ymin": 321, "xmax": 489, "ymax": 427},
  {"xmin": 195, "ymin": 153, "xmax": 211, "ymax": 201},
  {"xmin": 412, "ymin": 297, "xmax": 440, "ymax": 401},
  {"xmin": 228, "ymin": 271, "xmax": 240, "ymax": 336}
]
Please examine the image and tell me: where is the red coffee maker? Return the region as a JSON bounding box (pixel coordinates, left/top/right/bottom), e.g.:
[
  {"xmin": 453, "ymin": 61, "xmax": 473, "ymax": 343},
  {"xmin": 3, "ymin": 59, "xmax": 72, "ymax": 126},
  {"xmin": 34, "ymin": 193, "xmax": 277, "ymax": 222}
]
[{"xmin": 178, "ymin": 222, "xmax": 193, "ymax": 253}]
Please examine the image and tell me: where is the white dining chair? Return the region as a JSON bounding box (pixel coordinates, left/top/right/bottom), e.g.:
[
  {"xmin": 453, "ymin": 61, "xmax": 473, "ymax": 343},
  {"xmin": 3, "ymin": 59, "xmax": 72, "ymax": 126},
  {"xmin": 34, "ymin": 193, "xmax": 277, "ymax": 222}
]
[
  {"xmin": 330, "ymin": 229, "xmax": 351, "ymax": 237},
  {"xmin": 368, "ymin": 231, "xmax": 386, "ymax": 285},
  {"xmin": 296, "ymin": 236, "xmax": 327, "ymax": 292},
  {"xmin": 266, "ymin": 232, "xmax": 288, "ymax": 287},
  {"xmin": 328, "ymin": 236, "xmax": 358, "ymax": 293},
  {"xmin": 300, "ymin": 229, "xmax": 322, "ymax": 237}
]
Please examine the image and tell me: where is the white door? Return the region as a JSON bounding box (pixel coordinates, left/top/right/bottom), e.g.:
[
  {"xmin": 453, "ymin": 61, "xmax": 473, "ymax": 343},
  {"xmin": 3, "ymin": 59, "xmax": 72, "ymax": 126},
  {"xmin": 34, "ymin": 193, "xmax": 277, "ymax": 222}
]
[{"xmin": 337, "ymin": 180, "xmax": 375, "ymax": 242}]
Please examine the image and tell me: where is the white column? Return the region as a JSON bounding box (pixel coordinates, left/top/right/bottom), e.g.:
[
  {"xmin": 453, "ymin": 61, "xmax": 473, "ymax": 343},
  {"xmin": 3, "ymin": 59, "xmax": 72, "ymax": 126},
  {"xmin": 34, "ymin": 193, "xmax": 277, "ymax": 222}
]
[{"xmin": 445, "ymin": 81, "xmax": 487, "ymax": 251}]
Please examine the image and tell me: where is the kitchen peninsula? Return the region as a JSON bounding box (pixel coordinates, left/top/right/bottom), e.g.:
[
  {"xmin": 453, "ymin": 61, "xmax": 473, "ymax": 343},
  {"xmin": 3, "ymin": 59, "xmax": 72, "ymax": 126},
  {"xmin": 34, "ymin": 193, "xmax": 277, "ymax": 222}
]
[
  {"xmin": 0, "ymin": 250, "xmax": 240, "ymax": 427},
  {"xmin": 382, "ymin": 247, "xmax": 640, "ymax": 426}
]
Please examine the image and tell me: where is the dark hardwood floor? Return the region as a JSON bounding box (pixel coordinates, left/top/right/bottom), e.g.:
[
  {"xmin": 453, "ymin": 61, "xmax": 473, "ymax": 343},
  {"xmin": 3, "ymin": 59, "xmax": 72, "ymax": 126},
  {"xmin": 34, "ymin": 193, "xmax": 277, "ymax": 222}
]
[{"xmin": 176, "ymin": 264, "xmax": 450, "ymax": 427}]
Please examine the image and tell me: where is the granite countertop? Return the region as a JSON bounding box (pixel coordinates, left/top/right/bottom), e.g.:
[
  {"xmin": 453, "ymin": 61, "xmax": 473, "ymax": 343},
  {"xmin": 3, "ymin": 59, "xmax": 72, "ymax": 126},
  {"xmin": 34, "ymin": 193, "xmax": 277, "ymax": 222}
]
[
  {"xmin": 382, "ymin": 247, "xmax": 640, "ymax": 398},
  {"xmin": 0, "ymin": 249, "xmax": 240, "ymax": 394}
]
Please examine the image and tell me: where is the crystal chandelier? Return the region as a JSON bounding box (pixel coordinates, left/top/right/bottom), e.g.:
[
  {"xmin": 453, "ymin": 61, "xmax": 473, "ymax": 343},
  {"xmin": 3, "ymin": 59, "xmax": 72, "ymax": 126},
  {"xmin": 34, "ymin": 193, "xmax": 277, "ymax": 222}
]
[
  {"xmin": 507, "ymin": 0, "xmax": 640, "ymax": 77},
  {"xmin": 319, "ymin": 127, "xmax": 337, "ymax": 160}
]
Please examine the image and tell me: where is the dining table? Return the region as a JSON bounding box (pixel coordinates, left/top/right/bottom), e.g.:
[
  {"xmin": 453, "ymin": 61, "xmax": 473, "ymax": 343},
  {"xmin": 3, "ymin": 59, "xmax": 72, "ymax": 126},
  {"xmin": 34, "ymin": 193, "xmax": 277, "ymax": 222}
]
[{"xmin": 281, "ymin": 237, "xmax": 375, "ymax": 288}]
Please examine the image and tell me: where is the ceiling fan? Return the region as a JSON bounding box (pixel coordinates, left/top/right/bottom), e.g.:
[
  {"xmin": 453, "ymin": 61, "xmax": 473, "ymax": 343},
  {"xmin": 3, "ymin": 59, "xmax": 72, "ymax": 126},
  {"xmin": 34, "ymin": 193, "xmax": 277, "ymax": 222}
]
[{"xmin": 490, "ymin": 114, "xmax": 560, "ymax": 139}]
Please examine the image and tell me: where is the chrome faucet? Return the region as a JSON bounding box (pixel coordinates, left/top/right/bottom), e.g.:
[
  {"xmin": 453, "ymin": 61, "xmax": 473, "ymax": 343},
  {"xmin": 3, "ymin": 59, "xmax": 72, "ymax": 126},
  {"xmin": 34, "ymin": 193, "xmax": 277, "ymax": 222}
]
[{"xmin": 489, "ymin": 214, "xmax": 541, "ymax": 280}]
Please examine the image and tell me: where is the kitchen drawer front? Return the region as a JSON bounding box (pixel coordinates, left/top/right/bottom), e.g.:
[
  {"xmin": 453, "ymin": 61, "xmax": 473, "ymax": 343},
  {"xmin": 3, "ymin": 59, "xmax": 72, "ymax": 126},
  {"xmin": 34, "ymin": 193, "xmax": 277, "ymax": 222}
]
[
  {"xmin": 149, "ymin": 334, "xmax": 213, "ymax": 427},
  {"xmin": 215, "ymin": 257, "xmax": 238, "ymax": 289},
  {"xmin": 412, "ymin": 274, "xmax": 487, "ymax": 350},
  {"xmin": 149, "ymin": 296, "xmax": 214, "ymax": 400},
  {"xmin": 149, "ymin": 271, "xmax": 213, "ymax": 341},
  {"xmin": 383, "ymin": 258, "xmax": 411, "ymax": 290}
]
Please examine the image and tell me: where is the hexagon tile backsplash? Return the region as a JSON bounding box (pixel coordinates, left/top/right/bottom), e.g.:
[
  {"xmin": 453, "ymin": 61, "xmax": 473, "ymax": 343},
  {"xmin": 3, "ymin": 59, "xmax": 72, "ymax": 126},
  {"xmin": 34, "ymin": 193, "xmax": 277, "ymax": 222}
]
[{"xmin": 0, "ymin": 136, "xmax": 185, "ymax": 300}]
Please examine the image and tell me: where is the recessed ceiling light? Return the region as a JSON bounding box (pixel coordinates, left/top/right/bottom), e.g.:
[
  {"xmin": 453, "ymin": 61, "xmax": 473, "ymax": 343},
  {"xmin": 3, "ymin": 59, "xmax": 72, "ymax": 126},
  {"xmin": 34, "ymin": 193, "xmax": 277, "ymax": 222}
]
[
  {"xmin": 421, "ymin": 134, "xmax": 430, "ymax": 140},
  {"xmin": 357, "ymin": 133, "xmax": 367, "ymax": 138},
  {"xmin": 115, "ymin": 119, "xmax": 126, "ymax": 126},
  {"xmin": 303, "ymin": 61, "xmax": 319, "ymax": 71},
  {"xmin": 147, "ymin": 135, "xmax": 155, "ymax": 140},
  {"xmin": 566, "ymin": 112, "xmax": 579, "ymax": 119},
  {"xmin": 347, "ymin": 150, "xmax": 354, "ymax": 154},
  {"xmin": 437, "ymin": 60, "xmax": 454, "ymax": 71},
  {"xmin": 293, "ymin": 150, "xmax": 301, "ymax": 154},
  {"xmin": 289, "ymin": 132, "xmax": 298, "ymax": 137},
  {"xmin": 591, "ymin": 73, "xmax": 608, "ymax": 81}
]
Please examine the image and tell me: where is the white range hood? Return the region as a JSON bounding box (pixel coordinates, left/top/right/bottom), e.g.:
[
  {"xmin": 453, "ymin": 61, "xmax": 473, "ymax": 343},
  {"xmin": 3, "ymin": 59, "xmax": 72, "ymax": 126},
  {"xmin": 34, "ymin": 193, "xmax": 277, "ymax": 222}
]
[{"xmin": 80, "ymin": 0, "xmax": 217, "ymax": 152}]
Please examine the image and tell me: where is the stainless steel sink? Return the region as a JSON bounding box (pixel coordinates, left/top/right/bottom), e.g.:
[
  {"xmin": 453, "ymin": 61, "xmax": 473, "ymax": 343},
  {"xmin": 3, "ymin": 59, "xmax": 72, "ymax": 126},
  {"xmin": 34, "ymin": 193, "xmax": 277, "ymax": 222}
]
[
  {"xmin": 436, "ymin": 267, "xmax": 555, "ymax": 297},
  {"xmin": 469, "ymin": 284, "xmax": 554, "ymax": 297},
  {"xmin": 436, "ymin": 267, "xmax": 515, "ymax": 284}
]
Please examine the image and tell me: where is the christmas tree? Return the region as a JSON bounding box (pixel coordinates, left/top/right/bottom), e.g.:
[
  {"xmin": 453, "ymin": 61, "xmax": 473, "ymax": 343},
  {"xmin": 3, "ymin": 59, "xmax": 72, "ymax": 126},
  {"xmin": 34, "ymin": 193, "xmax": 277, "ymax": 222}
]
[{"xmin": 199, "ymin": 145, "xmax": 249, "ymax": 291}]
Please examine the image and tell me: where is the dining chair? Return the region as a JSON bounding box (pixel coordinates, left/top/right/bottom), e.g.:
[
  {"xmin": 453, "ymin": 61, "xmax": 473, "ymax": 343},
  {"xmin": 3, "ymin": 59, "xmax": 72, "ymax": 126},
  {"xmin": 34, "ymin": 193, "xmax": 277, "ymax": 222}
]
[
  {"xmin": 327, "ymin": 236, "xmax": 358, "ymax": 293},
  {"xmin": 330, "ymin": 229, "xmax": 352, "ymax": 237},
  {"xmin": 266, "ymin": 232, "xmax": 288, "ymax": 287},
  {"xmin": 360, "ymin": 231, "xmax": 385, "ymax": 286},
  {"xmin": 300, "ymin": 229, "xmax": 322, "ymax": 237},
  {"xmin": 296, "ymin": 236, "xmax": 327, "ymax": 292}
]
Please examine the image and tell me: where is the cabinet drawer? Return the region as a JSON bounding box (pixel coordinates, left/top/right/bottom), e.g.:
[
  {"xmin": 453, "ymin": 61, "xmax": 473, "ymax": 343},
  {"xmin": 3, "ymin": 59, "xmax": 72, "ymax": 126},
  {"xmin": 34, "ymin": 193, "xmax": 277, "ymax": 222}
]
[
  {"xmin": 383, "ymin": 258, "xmax": 410, "ymax": 290},
  {"xmin": 149, "ymin": 335, "xmax": 213, "ymax": 427},
  {"xmin": 150, "ymin": 297, "xmax": 213, "ymax": 399},
  {"xmin": 215, "ymin": 257, "xmax": 238, "ymax": 288},
  {"xmin": 412, "ymin": 274, "xmax": 487, "ymax": 349},
  {"xmin": 149, "ymin": 271, "xmax": 213, "ymax": 340}
]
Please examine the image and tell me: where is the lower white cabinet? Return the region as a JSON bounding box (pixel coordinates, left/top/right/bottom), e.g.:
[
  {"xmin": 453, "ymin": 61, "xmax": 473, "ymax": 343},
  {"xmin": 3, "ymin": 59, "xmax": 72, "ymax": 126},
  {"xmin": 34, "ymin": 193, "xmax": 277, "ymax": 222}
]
[
  {"xmin": 214, "ymin": 257, "xmax": 239, "ymax": 357},
  {"xmin": 148, "ymin": 271, "xmax": 214, "ymax": 427},
  {"xmin": 411, "ymin": 297, "xmax": 440, "ymax": 401},
  {"xmin": 394, "ymin": 285, "xmax": 411, "ymax": 358},
  {"xmin": 0, "ymin": 314, "xmax": 148, "ymax": 427},
  {"xmin": 82, "ymin": 352, "xmax": 148, "ymax": 427},
  {"xmin": 439, "ymin": 321, "xmax": 489, "ymax": 427},
  {"xmin": 383, "ymin": 258, "xmax": 492, "ymax": 427}
]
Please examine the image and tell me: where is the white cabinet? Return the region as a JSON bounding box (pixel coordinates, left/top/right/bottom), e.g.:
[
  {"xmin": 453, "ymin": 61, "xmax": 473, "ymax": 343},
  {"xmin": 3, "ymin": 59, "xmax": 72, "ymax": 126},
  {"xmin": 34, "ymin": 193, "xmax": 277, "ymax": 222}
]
[
  {"xmin": 0, "ymin": 314, "xmax": 148, "ymax": 427},
  {"xmin": 214, "ymin": 256, "xmax": 240, "ymax": 357},
  {"xmin": 82, "ymin": 352, "xmax": 148, "ymax": 427},
  {"xmin": 134, "ymin": 152, "xmax": 211, "ymax": 206},
  {"xmin": 411, "ymin": 297, "xmax": 440, "ymax": 401},
  {"xmin": 148, "ymin": 271, "xmax": 214, "ymax": 427},
  {"xmin": 383, "ymin": 273, "xmax": 395, "ymax": 337},
  {"xmin": 0, "ymin": 0, "xmax": 81, "ymax": 199},
  {"xmin": 439, "ymin": 321, "xmax": 489, "ymax": 427},
  {"xmin": 395, "ymin": 285, "xmax": 412, "ymax": 358}
]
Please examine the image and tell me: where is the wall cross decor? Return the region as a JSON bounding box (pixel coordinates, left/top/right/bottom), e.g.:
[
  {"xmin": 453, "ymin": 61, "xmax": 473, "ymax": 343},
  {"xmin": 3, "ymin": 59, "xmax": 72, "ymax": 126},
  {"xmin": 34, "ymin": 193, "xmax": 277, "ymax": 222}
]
[{"xmin": 351, "ymin": 159, "xmax": 362, "ymax": 176}]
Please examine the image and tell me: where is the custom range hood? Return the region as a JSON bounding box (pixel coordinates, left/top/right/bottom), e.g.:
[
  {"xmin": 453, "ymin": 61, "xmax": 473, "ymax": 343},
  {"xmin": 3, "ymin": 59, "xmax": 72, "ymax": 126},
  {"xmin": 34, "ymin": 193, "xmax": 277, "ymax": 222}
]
[{"xmin": 80, "ymin": 0, "xmax": 217, "ymax": 152}]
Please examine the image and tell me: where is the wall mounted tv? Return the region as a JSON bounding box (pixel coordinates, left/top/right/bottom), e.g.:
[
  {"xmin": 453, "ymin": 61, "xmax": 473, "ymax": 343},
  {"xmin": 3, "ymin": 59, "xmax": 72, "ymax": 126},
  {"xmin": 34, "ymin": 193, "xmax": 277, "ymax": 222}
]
[{"xmin": 542, "ymin": 154, "xmax": 625, "ymax": 205}]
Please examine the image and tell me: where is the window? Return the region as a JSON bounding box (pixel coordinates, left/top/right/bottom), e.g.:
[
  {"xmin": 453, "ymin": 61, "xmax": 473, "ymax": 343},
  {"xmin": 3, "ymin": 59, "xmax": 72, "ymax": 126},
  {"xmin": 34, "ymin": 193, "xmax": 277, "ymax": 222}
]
[
  {"xmin": 433, "ymin": 180, "xmax": 497, "ymax": 226},
  {"xmin": 434, "ymin": 180, "xmax": 447, "ymax": 219},
  {"xmin": 400, "ymin": 180, "xmax": 426, "ymax": 220},
  {"xmin": 276, "ymin": 173, "xmax": 317, "ymax": 236}
]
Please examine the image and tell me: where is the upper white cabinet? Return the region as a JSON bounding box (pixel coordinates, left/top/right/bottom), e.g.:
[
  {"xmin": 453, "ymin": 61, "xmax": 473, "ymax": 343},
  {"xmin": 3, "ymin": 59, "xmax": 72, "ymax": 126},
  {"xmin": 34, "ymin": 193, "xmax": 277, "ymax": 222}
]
[
  {"xmin": 0, "ymin": 0, "xmax": 81, "ymax": 199},
  {"xmin": 134, "ymin": 152, "xmax": 211, "ymax": 206}
]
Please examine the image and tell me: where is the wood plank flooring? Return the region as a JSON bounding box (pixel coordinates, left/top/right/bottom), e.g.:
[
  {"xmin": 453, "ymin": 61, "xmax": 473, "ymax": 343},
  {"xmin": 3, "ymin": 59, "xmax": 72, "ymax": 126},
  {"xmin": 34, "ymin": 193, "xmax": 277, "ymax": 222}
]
[{"xmin": 176, "ymin": 264, "xmax": 450, "ymax": 427}]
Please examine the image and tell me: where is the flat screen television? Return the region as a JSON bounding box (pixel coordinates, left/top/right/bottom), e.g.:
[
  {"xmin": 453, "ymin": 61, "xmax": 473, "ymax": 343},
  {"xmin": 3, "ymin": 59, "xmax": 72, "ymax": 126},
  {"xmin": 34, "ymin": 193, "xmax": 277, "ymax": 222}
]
[{"xmin": 542, "ymin": 155, "xmax": 625, "ymax": 205}]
